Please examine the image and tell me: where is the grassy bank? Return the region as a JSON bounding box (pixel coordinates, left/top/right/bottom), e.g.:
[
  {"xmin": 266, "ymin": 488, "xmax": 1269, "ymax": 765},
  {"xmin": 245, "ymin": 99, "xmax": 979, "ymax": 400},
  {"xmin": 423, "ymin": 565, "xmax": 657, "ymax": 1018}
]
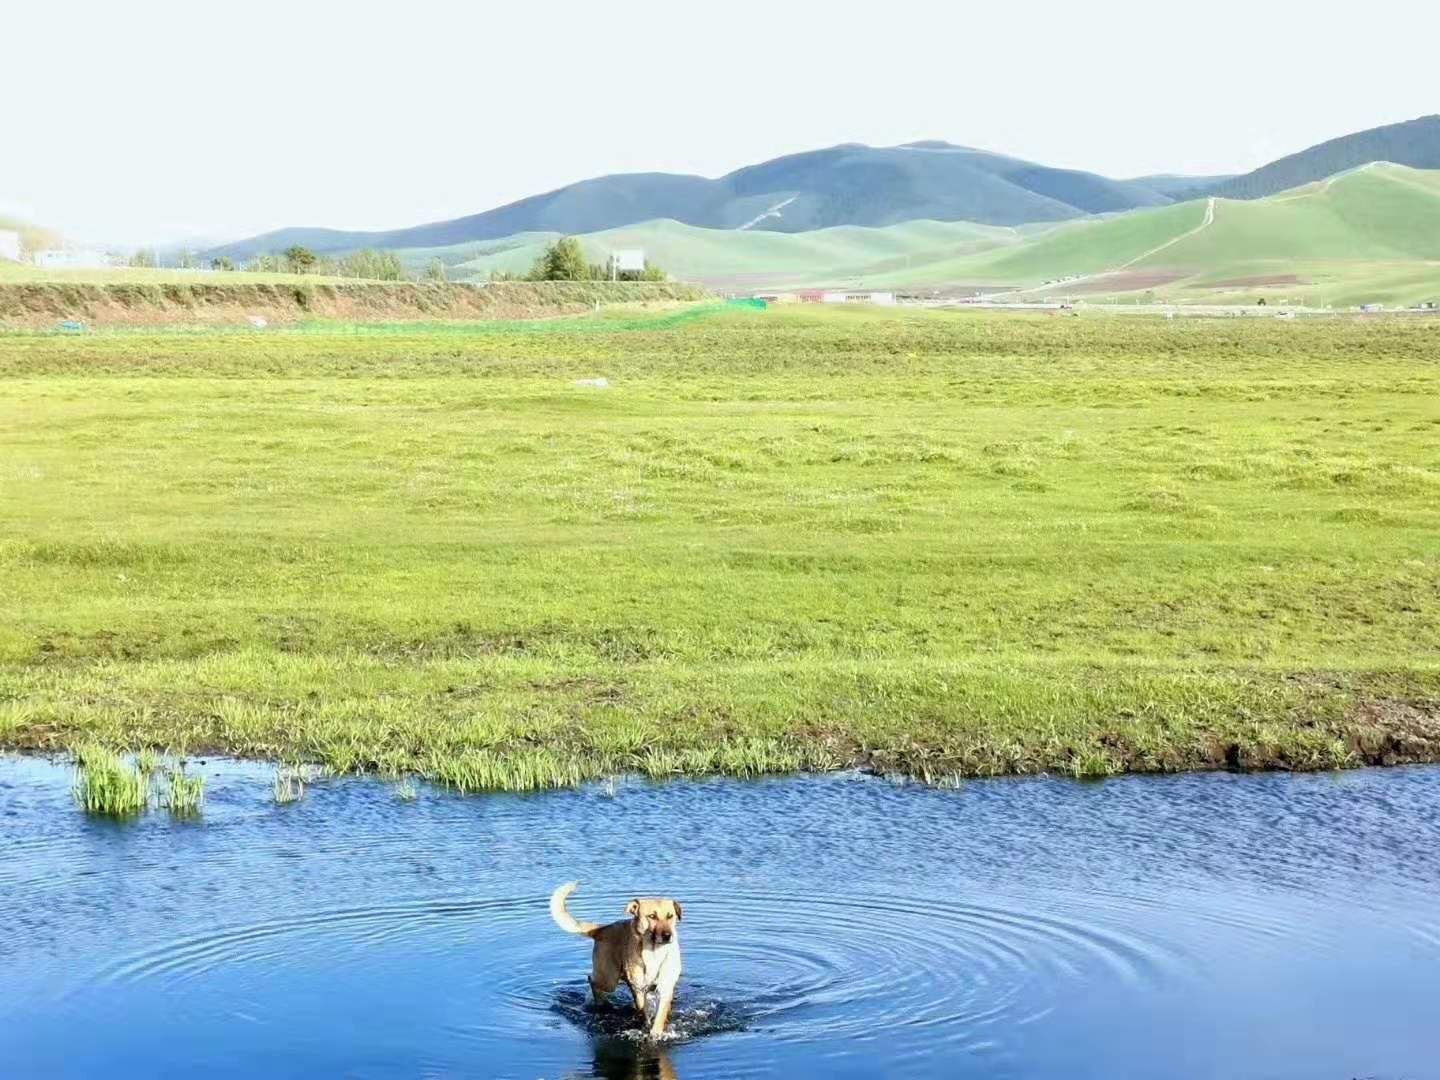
[
  {"xmin": 2, "ymin": 306, "xmax": 1438, "ymax": 789},
  {"xmin": 0, "ymin": 279, "xmax": 710, "ymax": 330}
]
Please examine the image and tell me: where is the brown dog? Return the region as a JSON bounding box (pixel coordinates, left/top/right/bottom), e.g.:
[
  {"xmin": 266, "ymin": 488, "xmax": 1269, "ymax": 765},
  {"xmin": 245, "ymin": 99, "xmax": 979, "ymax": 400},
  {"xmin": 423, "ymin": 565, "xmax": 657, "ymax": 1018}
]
[{"xmin": 550, "ymin": 881, "xmax": 683, "ymax": 1038}]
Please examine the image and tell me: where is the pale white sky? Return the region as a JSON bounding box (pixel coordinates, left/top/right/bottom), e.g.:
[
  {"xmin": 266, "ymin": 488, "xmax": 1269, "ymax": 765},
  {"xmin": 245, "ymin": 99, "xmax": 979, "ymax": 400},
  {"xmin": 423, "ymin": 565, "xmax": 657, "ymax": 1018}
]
[{"xmin": 6, "ymin": 0, "xmax": 1437, "ymax": 246}]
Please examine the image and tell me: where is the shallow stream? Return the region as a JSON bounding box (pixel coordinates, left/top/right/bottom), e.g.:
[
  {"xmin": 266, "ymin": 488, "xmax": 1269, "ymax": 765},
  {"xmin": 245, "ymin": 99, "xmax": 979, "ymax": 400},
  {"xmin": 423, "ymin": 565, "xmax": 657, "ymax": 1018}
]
[{"xmin": 2, "ymin": 758, "xmax": 1437, "ymax": 1078}]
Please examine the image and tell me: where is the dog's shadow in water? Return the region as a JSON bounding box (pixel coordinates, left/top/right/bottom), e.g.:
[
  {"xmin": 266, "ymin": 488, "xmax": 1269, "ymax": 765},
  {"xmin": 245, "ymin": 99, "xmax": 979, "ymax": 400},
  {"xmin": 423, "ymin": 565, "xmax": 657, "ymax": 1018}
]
[
  {"xmin": 551, "ymin": 983, "xmax": 749, "ymax": 1079},
  {"xmin": 589, "ymin": 1037, "xmax": 680, "ymax": 1080}
]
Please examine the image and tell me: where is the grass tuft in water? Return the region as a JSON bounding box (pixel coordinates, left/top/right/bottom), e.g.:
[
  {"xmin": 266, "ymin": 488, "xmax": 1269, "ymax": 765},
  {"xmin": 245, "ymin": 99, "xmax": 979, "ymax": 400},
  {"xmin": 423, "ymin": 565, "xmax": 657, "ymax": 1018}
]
[
  {"xmin": 163, "ymin": 766, "xmax": 205, "ymax": 816},
  {"xmin": 72, "ymin": 745, "xmax": 149, "ymax": 817},
  {"xmin": 394, "ymin": 777, "xmax": 418, "ymax": 801},
  {"xmin": 274, "ymin": 765, "xmax": 306, "ymax": 804}
]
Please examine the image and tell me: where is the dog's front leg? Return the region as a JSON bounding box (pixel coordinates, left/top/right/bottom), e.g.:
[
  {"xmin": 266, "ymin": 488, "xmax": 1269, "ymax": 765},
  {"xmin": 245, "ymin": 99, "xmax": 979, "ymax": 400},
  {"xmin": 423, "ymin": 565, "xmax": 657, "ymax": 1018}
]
[
  {"xmin": 649, "ymin": 969, "xmax": 678, "ymax": 1038},
  {"xmin": 627, "ymin": 980, "xmax": 648, "ymax": 1020}
]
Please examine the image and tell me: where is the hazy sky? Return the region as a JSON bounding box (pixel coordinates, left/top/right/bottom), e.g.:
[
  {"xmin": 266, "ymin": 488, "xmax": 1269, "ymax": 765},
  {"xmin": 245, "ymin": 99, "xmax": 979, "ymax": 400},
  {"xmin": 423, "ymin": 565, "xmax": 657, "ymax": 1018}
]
[{"xmin": 7, "ymin": 0, "xmax": 1437, "ymax": 245}]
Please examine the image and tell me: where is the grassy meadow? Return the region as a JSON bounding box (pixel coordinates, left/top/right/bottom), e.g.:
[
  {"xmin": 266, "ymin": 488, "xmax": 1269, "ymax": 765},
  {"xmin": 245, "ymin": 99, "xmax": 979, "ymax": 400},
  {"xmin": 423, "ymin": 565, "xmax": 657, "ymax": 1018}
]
[{"xmin": 2, "ymin": 305, "xmax": 1438, "ymax": 789}]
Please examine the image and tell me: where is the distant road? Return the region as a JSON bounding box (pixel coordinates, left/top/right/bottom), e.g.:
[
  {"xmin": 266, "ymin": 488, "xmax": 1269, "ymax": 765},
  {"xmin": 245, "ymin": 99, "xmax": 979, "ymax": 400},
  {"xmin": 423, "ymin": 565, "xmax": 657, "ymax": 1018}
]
[
  {"xmin": 738, "ymin": 196, "xmax": 798, "ymax": 231},
  {"xmin": 1118, "ymin": 197, "xmax": 1215, "ymax": 269},
  {"xmin": 1000, "ymin": 197, "xmax": 1215, "ymax": 299},
  {"xmin": 1273, "ymin": 160, "xmax": 1384, "ymax": 202}
]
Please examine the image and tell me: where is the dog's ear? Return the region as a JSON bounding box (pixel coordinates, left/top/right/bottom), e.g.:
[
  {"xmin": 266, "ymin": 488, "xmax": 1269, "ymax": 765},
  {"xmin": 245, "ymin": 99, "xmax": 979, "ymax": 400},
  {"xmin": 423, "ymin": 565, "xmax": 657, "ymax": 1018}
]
[
  {"xmin": 673, "ymin": 901, "xmax": 683, "ymax": 921},
  {"xmin": 625, "ymin": 899, "xmax": 640, "ymax": 917}
]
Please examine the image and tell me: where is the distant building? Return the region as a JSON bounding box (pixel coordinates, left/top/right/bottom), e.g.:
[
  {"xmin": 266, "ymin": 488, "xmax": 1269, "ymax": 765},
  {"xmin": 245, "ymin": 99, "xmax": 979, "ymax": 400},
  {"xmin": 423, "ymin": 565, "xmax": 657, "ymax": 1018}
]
[
  {"xmin": 801, "ymin": 290, "xmax": 898, "ymax": 306},
  {"xmin": 1359, "ymin": 303, "xmax": 1385, "ymax": 313},
  {"xmin": 34, "ymin": 249, "xmax": 112, "ymax": 269},
  {"xmin": 611, "ymin": 249, "xmax": 645, "ymax": 273},
  {"xmin": 753, "ymin": 291, "xmax": 797, "ymax": 303},
  {"xmin": 0, "ymin": 229, "xmax": 20, "ymax": 262}
]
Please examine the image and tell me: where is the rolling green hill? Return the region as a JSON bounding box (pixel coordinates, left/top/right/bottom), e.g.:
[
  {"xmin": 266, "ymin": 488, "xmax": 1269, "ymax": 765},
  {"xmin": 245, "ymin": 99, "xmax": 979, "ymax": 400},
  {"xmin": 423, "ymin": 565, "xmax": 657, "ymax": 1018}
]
[
  {"xmin": 998, "ymin": 163, "xmax": 1440, "ymax": 307},
  {"xmin": 427, "ymin": 218, "xmax": 1023, "ymax": 289},
  {"xmin": 428, "ymin": 164, "xmax": 1440, "ymax": 309}
]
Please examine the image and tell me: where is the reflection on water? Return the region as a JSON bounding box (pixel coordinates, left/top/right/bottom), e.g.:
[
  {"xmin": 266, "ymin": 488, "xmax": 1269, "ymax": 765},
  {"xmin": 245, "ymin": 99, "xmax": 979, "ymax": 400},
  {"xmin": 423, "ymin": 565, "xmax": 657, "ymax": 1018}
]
[
  {"xmin": 1, "ymin": 757, "xmax": 1438, "ymax": 1078},
  {"xmin": 590, "ymin": 1039, "xmax": 678, "ymax": 1080}
]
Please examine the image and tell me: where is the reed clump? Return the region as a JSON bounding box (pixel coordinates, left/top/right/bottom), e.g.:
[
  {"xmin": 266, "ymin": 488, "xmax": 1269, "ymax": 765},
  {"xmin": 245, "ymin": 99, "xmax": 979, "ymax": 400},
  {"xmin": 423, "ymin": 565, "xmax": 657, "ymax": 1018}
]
[{"xmin": 72, "ymin": 746, "xmax": 149, "ymax": 817}]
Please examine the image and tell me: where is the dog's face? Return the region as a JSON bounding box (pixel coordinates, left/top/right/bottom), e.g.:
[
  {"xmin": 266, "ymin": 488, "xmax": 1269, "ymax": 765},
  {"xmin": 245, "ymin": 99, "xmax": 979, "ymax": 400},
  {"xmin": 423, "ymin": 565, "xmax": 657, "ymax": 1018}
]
[{"xmin": 625, "ymin": 897, "xmax": 683, "ymax": 947}]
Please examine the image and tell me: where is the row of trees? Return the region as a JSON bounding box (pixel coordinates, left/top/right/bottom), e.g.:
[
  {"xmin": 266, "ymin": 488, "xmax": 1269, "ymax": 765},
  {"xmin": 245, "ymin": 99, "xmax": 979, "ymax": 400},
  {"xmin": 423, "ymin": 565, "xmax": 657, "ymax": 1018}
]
[
  {"xmin": 492, "ymin": 237, "xmax": 667, "ymax": 282},
  {"xmin": 247, "ymin": 246, "xmax": 448, "ymax": 281},
  {"xmin": 126, "ymin": 237, "xmax": 663, "ymax": 284},
  {"xmin": 130, "ymin": 244, "xmax": 448, "ymax": 282}
]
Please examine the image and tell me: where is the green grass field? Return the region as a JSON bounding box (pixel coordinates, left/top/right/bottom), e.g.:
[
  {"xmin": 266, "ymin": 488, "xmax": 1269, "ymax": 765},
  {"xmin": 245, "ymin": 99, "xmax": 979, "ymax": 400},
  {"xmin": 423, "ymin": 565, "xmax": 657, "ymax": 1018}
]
[{"xmin": 2, "ymin": 306, "xmax": 1438, "ymax": 788}]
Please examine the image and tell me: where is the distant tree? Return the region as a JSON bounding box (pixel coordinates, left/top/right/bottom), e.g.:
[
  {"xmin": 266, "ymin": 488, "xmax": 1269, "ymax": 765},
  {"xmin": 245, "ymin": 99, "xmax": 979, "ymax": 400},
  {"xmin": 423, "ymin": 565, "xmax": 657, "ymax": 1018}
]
[
  {"xmin": 175, "ymin": 249, "xmax": 197, "ymax": 270},
  {"xmin": 210, "ymin": 256, "xmax": 236, "ymax": 271},
  {"xmin": 247, "ymin": 254, "xmax": 282, "ymax": 273},
  {"xmin": 424, "ymin": 258, "xmax": 448, "ymax": 283},
  {"xmin": 528, "ymin": 237, "xmax": 591, "ymax": 281},
  {"xmin": 284, "ymin": 245, "xmax": 317, "ymax": 275},
  {"xmin": 333, "ymin": 248, "xmax": 405, "ymax": 281},
  {"xmin": 128, "ymin": 249, "xmax": 157, "ymax": 269}
]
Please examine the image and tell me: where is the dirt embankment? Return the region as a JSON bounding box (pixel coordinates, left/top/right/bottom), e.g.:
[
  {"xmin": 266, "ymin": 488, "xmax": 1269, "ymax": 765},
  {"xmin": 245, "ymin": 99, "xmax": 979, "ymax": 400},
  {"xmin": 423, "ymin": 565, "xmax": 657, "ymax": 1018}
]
[{"xmin": 0, "ymin": 280, "xmax": 711, "ymax": 329}]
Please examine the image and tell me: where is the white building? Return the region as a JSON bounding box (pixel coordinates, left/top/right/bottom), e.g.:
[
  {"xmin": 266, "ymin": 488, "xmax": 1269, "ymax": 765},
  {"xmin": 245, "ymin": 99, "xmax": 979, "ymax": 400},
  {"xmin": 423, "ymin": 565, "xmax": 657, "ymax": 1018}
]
[
  {"xmin": 611, "ymin": 249, "xmax": 645, "ymax": 273},
  {"xmin": 819, "ymin": 290, "xmax": 897, "ymax": 306},
  {"xmin": 0, "ymin": 229, "xmax": 20, "ymax": 262},
  {"xmin": 34, "ymin": 249, "xmax": 112, "ymax": 270}
]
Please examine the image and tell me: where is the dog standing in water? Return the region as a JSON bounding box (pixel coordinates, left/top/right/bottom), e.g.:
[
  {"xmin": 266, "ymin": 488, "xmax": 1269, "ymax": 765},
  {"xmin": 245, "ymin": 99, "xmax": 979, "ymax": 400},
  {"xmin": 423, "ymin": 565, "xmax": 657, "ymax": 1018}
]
[{"xmin": 550, "ymin": 881, "xmax": 683, "ymax": 1038}]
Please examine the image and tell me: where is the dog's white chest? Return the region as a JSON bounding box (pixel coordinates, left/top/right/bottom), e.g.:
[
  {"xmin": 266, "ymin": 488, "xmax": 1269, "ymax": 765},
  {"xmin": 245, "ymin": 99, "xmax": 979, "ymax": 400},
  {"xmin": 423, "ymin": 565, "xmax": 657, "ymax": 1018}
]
[{"xmin": 639, "ymin": 942, "xmax": 676, "ymax": 989}]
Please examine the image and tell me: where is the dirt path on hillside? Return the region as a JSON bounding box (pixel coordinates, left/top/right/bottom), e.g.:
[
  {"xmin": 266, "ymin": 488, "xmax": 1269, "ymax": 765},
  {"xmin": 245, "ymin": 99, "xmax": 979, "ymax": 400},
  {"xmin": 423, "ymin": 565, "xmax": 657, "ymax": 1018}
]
[
  {"xmin": 1117, "ymin": 197, "xmax": 1215, "ymax": 270},
  {"xmin": 1001, "ymin": 197, "xmax": 1215, "ymax": 299},
  {"xmin": 738, "ymin": 196, "xmax": 799, "ymax": 231},
  {"xmin": 1273, "ymin": 160, "xmax": 1384, "ymax": 202}
]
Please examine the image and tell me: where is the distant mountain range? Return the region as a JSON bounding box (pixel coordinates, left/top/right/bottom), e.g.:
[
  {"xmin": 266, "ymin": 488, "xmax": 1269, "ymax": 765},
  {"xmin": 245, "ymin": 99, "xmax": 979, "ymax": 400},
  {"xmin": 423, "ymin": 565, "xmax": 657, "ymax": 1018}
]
[
  {"xmin": 418, "ymin": 163, "xmax": 1440, "ymax": 309},
  {"xmin": 208, "ymin": 144, "xmax": 1182, "ymax": 260},
  {"xmin": 207, "ymin": 116, "xmax": 1440, "ymax": 261}
]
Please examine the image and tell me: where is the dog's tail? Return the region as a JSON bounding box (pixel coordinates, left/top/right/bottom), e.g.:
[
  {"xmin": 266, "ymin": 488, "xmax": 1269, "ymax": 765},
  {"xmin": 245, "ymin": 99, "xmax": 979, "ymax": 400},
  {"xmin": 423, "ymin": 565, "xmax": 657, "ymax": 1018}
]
[{"xmin": 550, "ymin": 881, "xmax": 601, "ymax": 938}]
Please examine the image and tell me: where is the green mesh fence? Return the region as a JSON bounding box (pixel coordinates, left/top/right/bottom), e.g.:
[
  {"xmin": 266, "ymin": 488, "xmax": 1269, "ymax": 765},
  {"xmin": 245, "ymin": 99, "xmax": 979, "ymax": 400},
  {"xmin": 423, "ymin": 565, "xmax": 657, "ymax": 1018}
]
[{"xmin": 291, "ymin": 302, "xmax": 735, "ymax": 336}]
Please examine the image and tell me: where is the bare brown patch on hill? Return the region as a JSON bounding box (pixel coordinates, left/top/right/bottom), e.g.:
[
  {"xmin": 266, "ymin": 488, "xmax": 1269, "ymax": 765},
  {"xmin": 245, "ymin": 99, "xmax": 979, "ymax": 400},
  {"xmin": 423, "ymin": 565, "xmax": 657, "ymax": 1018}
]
[
  {"xmin": 1201, "ymin": 274, "xmax": 1306, "ymax": 289},
  {"xmin": 1056, "ymin": 271, "xmax": 1186, "ymax": 295}
]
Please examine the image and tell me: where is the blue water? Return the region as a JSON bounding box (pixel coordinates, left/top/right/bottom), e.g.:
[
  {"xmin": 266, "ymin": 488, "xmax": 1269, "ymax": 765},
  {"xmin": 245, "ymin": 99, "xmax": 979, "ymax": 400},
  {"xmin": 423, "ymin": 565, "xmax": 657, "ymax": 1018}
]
[{"xmin": 2, "ymin": 758, "xmax": 1438, "ymax": 1079}]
